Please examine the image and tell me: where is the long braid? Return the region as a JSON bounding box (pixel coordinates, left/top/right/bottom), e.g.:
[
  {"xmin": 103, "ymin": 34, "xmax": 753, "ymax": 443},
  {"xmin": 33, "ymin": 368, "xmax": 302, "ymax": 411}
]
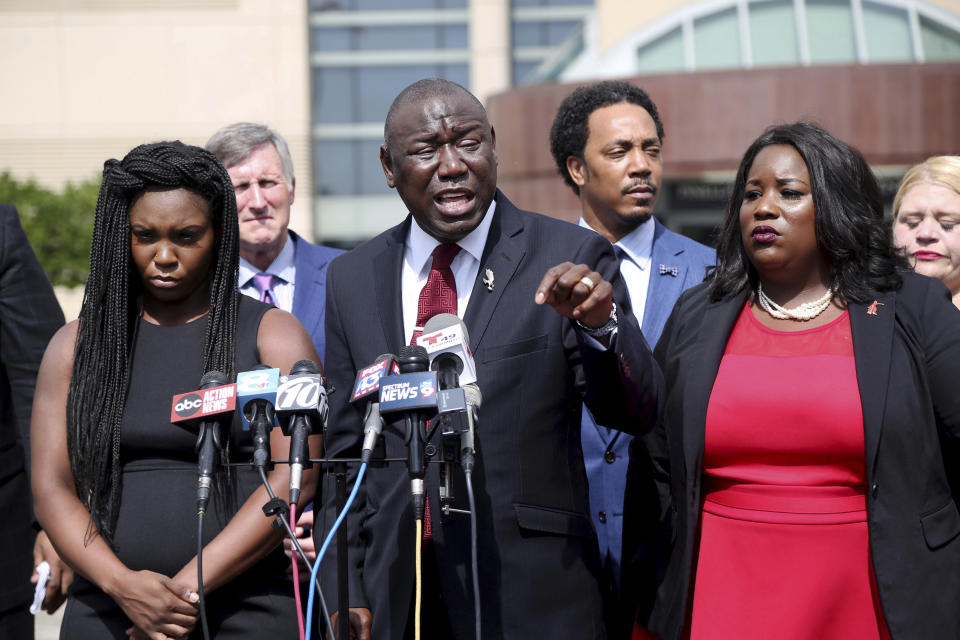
[{"xmin": 67, "ymin": 141, "xmax": 240, "ymax": 543}]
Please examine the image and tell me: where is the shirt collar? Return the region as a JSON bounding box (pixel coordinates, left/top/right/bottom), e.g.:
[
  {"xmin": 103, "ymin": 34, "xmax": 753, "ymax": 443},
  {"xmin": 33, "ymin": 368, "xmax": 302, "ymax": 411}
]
[
  {"xmin": 239, "ymin": 231, "xmax": 297, "ymax": 286},
  {"xmin": 578, "ymin": 216, "xmax": 655, "ymax": 269},
  {"xmin": 407, "ymin": 199, "xmax": 497, "ymax": 276}
]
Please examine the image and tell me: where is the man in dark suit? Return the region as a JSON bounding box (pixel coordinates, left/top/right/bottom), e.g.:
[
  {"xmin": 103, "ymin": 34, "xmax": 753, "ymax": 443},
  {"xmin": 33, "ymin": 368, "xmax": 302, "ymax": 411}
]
[
  {"xmin": 317, "ymin": 78, "xmax": 662, "ymax": 640},
  {"xmin": 550, "ymin": 80, "xmax": 715, "ymax": 636},
  {"xmin": 207, "ymin": 123, "xmax": 343, "ymax": 568},
  {"xmin": 0, "ymin": 204, "xmax": 66, "ymax": 638}
]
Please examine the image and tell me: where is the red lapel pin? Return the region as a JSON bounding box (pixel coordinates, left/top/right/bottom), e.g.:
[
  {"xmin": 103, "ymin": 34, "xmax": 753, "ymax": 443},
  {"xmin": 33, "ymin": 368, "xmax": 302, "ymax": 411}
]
[{"xmin": 867, "ymin": 300, "xmax": 884, "ymax": 315}]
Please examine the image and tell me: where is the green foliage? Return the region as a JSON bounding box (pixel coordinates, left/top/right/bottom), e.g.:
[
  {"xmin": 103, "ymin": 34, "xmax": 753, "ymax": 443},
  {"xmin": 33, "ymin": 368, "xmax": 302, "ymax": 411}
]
[{"xmin": 0, "ymin": 171, "xmax": 99, "ymax": 287}]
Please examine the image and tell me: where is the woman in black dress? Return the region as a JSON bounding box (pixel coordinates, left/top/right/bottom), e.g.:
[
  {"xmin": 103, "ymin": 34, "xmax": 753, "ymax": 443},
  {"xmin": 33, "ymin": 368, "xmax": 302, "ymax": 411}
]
[{"xmin": 31, "ymin": 142, "xmax": 322, "ymax": 639}]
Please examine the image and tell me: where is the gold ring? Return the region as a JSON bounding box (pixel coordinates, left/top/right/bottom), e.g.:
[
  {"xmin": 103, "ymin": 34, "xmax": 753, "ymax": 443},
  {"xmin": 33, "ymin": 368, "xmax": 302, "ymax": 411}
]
[{"xmin": 579, "ymin": 276, "xmax": 596, "ymax": 291}]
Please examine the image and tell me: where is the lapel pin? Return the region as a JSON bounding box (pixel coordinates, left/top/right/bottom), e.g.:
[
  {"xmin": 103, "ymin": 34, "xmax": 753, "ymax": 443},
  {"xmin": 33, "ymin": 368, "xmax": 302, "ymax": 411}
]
[
  {"xmin": 659, "ymin": 264, "xmax": 678, "ymax": 277},
  {"xmin": 867, "ymin": 300, "xmax": 884, "ymax": 315},
  {"xmin": 482, "ymin": 268, "xmax": 495, "ymax": 291}
]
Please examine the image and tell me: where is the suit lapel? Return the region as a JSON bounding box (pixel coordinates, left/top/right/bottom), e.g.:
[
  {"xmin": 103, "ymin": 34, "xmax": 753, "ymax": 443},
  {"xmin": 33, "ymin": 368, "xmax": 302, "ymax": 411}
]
[
  {"xmin": 643, "ymin": 223, "xmax": 687, "ymax": 344},
  {"xmin": 290, "ymin": 233, "xmax": 324, "ymax": 337},
  {"xmin": 374, "ymin": 220, "xmax": 409, "ymax": 351},
  {"xmin": 849, "ymin": 290, "xmax": 895, "ymax": 476},
  {"xmin": 683, "ymin": 291, "xmax": 747, "ymax": 479},
  {"xmin": 463, "ymin": 192, "xmax": 525, "ymax": 351}
]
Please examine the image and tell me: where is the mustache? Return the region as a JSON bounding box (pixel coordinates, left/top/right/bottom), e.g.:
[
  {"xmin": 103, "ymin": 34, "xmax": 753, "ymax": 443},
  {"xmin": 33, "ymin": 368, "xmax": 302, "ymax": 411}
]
[{"xmin": 621, "ymin": 179, "xmax": 658, "ymax": 195}]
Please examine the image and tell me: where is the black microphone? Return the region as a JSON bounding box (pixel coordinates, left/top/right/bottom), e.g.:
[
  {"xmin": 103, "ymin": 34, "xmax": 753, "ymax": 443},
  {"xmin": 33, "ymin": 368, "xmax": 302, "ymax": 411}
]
[
  {"xmin": 235, "ymin": 365, "xmax": 280, "ymax": 471},
  {"xmin": 189, "ymin": 371, "xmax": 234, "ymax": 514},
  {"xmin": 461, "ymin": 383, "xmax": 481, "ymax": 473},
  {"xmin": 275, "ymin": 359, "xmax": 328, "ymax": 506},
  {"xmin": 349, "ymin": 353, "xmax": 398, "ymax": 464},
  {"xmin": 396, "ymin": 345, "xmax": 431, "ymax": 521}
]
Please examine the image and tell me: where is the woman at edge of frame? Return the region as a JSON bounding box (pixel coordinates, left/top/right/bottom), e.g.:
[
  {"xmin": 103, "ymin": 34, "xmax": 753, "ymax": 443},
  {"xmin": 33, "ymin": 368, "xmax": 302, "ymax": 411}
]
[
  {"xmin": 641, "ymin": 122, "xmax": 960, "ymax": 640},
  {"xmin": 30, "ymin": 141, "xmax": 322, "ymax": 639}
]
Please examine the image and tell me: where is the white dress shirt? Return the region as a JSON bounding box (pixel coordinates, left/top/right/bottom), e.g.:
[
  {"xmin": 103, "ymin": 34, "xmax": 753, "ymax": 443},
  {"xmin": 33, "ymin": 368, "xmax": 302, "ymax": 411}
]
[
  {"xmin": 578, "ymin": 216, "xmax": 655, "ymax": 326},
  {"xmin": 401, "ymin": 200, "xmax": 496, "ymax": 344},
  {"xmin": 239, "ymin": 233, "xmax": 297, "ymax": 312}
]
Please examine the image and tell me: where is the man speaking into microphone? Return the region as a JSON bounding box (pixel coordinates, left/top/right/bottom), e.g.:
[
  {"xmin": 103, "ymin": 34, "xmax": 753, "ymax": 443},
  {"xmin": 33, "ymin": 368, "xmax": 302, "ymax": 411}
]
[{"xmin": 318, "ymin": 78, "xmax": 662, "ymax": 640}]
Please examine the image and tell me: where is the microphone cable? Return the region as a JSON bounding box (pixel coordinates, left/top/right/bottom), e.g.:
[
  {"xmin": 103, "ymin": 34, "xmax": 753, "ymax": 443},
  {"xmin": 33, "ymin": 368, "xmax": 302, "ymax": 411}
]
[
  {"xmin": 464, "ymin": 468, "xmax": 481, "ymax": 640},
  {"xmin": 290, "ymin": 502, "xmax": 305, "ymax": 640},
  {"xmin": 256, "ymin": 466, "xmax": 333, "ymax": 636},
  {"xmin": 415, "ymin": 518, "xmax": 423, "ymax": 640},
  {"xmin": 197, "ymin": 506, "xmax": 211, "ymax": 640},
  {"xmin": 306, "ymin": 461, "xmax": 368, "ymax": 640}
]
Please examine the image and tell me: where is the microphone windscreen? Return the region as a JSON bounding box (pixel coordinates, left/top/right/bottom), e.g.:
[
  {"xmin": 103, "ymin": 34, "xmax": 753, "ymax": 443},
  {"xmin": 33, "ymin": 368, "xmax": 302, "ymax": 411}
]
[
  {"xmin": 423, "ymin": 313, "xmax": 470, "ymax": 344},
  {"xmin": 201, "ymin": 370, "xmax": 228, "ymax": 387},
  {"xmin": 290, "ymin": 359, "xmax": 320, "ymax": 375},
  {"xmin": 463, "ymin": 383, "xmax": 482, "ymax": 408}
]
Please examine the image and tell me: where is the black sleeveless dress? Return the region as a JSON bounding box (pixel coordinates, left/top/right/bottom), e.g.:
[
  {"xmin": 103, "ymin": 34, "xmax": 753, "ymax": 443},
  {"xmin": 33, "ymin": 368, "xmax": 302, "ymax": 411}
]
[{"xmin": 61, "ymin": 297, "xmax": 299, "ymax": 639}]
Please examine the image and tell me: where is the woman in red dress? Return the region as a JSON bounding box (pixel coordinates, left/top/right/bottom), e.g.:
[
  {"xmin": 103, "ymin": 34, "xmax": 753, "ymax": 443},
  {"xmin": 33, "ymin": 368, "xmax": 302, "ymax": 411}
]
[{"xmin": 641, "ymin": 123, "xmax": 960, "ymax": 640}]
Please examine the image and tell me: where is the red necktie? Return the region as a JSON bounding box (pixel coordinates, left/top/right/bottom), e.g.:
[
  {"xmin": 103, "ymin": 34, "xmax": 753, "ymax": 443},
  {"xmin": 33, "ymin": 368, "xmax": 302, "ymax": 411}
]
[
  {"xmin": 411, "ymin": 243, "xmax": 460, "ymax": 540},
  {"xmin": 412, "ymin": 243, "xmax": 461, "ymax": 343}
]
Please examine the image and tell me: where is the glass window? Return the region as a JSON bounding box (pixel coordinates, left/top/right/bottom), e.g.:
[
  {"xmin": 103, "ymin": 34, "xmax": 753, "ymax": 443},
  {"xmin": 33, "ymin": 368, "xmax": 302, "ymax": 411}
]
[
  {"xmin": 806, "ymin": 0, "xmax": 857, "ymax": 64},
  {"xmin": 311, "ymin": 27, "xmax": 352, "ymax": 52},
  {"xmin": 311, "ymin": 25, "xmax": 467, "ymax": 51},
  {"xmin": 920, "ymin": 16, "xmax": 960, "ymax": 61},
  {"xmin": 512, "ymin": 60, "xmax": 540, "ymax": 84},
  {"xmin": 314, "ymin": 140, "xmax": 357, "ymax": 196},
  {"xmin": 513, "ymin": 20, "xmax": 581, "ymax": 47},
  {"xmin": 358, "ymin": 140, "xmax": 393, "ymax": 195},
  {"xmin": 314, "ymin": 140, "xmax": 394, "ymax": 197},
  {"xmin": 862, "ymin": 1, "xmax": 913, "ymax": 62},
  {"xmin": 355, "ymin": 64, "xmax": 469, "ymax": 122},
  {"xmin": 350, "ymin": 0, "xmax": 464, "ymax": 9},
  {"xmin": 636, "ymin": 26, "xmax": 685, "ymax": 74},
  {"xmin": 750, "ymin": 0, "xmax": 799, "ymax": 66},
  {"xmin": 313, "ymin": 67, "xmax": 355, "ymax": 124},
  {"xmin": 694, "ymin": 7, "xmax": 741, "ymax": 70},
  {"xmin": 512, "ymin": 0, "xmax": 593, "ymax": 6}
]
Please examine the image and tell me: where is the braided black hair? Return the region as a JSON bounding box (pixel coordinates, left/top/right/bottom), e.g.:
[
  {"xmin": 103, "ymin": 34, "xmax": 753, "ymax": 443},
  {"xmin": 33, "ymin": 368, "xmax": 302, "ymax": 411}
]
[{"xmin": 67, "ymin": 141, "xmax": 240, "ymax": 542}]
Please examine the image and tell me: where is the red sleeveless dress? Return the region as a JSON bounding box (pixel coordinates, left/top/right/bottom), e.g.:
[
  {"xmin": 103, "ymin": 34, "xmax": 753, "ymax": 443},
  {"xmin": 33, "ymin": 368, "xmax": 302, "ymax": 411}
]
[{"xmin": 688, "ymin": 304, "xmax": 890, "ymax": 639}]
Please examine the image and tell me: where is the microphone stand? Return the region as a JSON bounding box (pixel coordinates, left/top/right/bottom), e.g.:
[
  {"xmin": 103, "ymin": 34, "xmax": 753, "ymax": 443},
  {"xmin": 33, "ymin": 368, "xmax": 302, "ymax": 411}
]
[{"xmin": 335, "ymin": 460, "xmax": 350, "ymax": 640}]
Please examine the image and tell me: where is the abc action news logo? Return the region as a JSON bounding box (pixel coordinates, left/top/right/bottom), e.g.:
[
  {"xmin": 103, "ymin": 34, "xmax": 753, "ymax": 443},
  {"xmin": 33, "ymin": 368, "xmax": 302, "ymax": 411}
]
[{"xmin": 171, "ymin": 384, "xmax": 237, "ymax": 422}]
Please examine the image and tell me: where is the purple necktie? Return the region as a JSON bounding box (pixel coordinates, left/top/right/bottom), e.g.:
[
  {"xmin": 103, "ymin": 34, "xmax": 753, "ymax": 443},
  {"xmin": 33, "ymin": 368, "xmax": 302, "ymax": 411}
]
[{"xmin": 252, "ymin": 272, "xmax": 276, "ymax": 306}]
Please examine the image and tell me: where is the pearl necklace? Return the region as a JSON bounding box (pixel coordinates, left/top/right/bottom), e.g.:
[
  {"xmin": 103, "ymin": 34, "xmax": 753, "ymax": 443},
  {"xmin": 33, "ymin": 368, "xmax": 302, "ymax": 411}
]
[{"xmin": 757, "ymin": 283, "xmax": 834, "ymax": 321}]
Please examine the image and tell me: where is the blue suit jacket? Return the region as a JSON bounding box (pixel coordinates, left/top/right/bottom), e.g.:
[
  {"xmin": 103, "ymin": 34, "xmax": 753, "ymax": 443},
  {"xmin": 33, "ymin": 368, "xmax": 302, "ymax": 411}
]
[
  {"xmin": 581, "ymin": 220, "xmax": 714, "ymax": 601},
  {"xmin": 288, "ymin": 231, "xmax": 342, "ymax": 363}
]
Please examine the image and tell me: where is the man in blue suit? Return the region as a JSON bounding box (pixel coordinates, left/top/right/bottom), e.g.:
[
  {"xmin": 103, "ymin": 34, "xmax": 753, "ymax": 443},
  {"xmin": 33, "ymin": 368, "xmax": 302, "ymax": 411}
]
[
  {"xmin": 550, "ymin": 81, "xmax": 715, "ymax": 637},
  {"xmin": 207, "ymin": 122, "xmax": 342, "ymax": 564},
  {"xmin": 206, "ymin": 123, "xmax": 343, "ymax": 361}
]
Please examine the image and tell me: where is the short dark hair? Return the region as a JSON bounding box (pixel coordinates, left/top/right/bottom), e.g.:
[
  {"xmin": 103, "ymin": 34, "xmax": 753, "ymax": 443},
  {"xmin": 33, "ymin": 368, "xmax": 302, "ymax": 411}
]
[
  {"xmin": 708, "ymin": 121, "xmax": 906, "ymax": 303},
  {"xmin": 383, "ymin": 77, "xmax": 486, "ymax": 153},
  {"xmin": 550, "ymin": 80, "xmax": 665, "ymax": 195}
]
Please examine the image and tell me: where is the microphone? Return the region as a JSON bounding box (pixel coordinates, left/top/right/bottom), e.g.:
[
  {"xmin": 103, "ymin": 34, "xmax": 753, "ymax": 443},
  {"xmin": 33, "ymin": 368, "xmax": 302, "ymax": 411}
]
[
  {"xmin": 275, "ymin": 359, "xmax": 328, "ymax": 506},
  {"xmin": 417, "ymin": 313, "xmax": 477, "ymax": 387},
  {"xmin": 350, "ymin": 354, "xmax": 398, "ymax": 464},
  {"xmin": 381, "ymin": 345, "xmax": 437, "ymax": 521},
  {"xmin": 170, "ymin": 372, "xmax": 237, "ymax": 513},
  {"xmin": 461, "ymin": 383, "xmax": 481, "ymax": 473},
  {"xmin": 236, "ymin": 365, "xmax": 281, "ymax": 470}
]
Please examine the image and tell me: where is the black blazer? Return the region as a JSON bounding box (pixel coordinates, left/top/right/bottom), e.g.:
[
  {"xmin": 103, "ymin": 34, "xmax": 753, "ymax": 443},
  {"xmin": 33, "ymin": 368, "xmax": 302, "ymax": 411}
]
[
  {"xmin": 646, "ymin": 272, "xmax": 960, "ymax": 640},
  {"xmin": 0, "ymin": 204, "xmax": 65, "ymax": 610},
  {"xmin": 317, "ymin": 191, "xmax": 662, "ymax": 640}
]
